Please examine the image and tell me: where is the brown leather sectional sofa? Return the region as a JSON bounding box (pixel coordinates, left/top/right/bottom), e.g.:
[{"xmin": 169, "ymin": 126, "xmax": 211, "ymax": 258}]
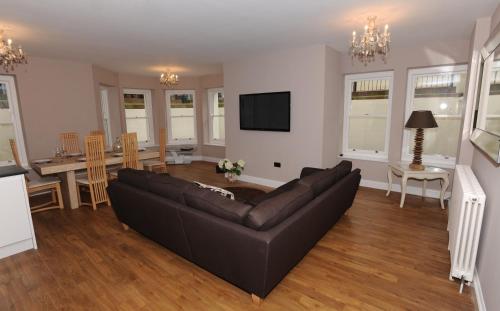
[{"xmin": 107, "ymin": 161, "xmax": 361, "ymax": 301}]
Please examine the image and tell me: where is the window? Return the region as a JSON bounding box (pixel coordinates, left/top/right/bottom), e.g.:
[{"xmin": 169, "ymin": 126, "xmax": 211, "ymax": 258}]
[
  {"xmin": 100, "ymin": 87, "xmax": 113, "ymax": 146},
  {"xmin": 207, "ymin": 88, "xmax": 224, "ymax": 145},
  {"xmin": 123, "ymin": 89, "xmax": 154, "ymax": 146},
  {"xmin": 165, "ymin": 90, "xmax": 197, "ymax": 144},
  {"xmin": 342, "ymin": 71, "xmax": 393, "ymax": 161},
  {"xmin": 402, "ymin": 65, "xmax": 467, "ymax": 167},
  {"xmin": 0, "ymin": 75, "xmax": 27, "ymax": 166}
]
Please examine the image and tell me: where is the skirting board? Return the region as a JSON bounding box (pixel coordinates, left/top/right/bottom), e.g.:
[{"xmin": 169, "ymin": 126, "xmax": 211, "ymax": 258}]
[
  {"xmin": 360, "ymin": 179, "xmax": 451, "ymax": 200},
  {"xmin": 0, "ymin": 238, "xmax": 36, "ymax": 260},
  {"xmin": 166, "ymin": 156, "xmax": 220, "ymax": 163},
  {"xmin": 239, "ymin": 174, "xmax": 286, "ymax": 188},
  {"xmin": 238, "ymin": 175, "xmax": 451, "ymax": 200},
  {"xmin": 473, "ymin": 267, "xmax": 487, "ymax": 311}
]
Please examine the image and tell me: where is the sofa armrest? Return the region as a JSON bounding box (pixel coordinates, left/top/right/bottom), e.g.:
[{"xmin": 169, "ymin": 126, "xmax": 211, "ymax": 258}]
[
  {"xmin": 178, "ymin": 207, "xmax": 271, "ymax": 297},
  {"xmin": 261, "ymin": 169, "xmax": 361, "ymax": 297},
  {"xmin": 300, "ymin": 167, "xmax": 324, "ymax": 179}
]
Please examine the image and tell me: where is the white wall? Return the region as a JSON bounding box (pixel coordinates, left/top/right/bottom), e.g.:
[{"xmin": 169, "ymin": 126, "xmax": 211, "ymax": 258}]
[
  {"xmin": 470, "ymin": 5, "xmax": 500, "ymax": 311},
  {"xmin": 224, "ymin": 45, "xmax": 331, "ymax": 182}
]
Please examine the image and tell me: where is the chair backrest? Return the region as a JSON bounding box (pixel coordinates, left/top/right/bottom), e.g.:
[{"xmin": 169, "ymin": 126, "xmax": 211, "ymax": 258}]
[
  {"xmin": 9, "ymin": 139, "xmax": 29, "ymax": 182},
  {"xmin": 84, "ymin": 135, "xmax": 109, "ymax": 204},
  {"xmin": 121, "ymin": 132, "xmax": 139, "ymax": 169},
  {"xmin": 9, "ymin": 139, "xmax": 22, "ymax": 166},
  {"xmin": 159, "ymin": 128, "xmax": 167, "ymax": 163},
  {"xmin": 90, "ymin": 130, "xmax": 104, "ymax": 136},
  {"xmin": 60, "ymin": 132, "xmax": 81, "ymax": 153}
]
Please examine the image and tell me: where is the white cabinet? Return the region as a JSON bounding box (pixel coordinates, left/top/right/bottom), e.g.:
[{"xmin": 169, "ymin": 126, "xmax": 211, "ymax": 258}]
[{"xmin": 0, "ymin": 170, "xmax": 37, "ymax": 259}]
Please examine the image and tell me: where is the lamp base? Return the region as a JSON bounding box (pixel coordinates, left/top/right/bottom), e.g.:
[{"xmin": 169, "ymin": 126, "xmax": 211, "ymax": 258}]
[{"xmin": 409, "ymin": 163, "xmax": 425, "ymax": 171}]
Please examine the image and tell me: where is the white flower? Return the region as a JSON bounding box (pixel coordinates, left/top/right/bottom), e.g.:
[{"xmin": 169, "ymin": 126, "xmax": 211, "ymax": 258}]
[
  {"xmin": 218, "ymin": 160, "xmax": 224, "ymax": 169},
  {"xmin": 224, "ymin": 161, "xmax": 234, "ymax": 170},
  {"xmin": 237, "ymin": 160, "xmax": 245, "ymax": 167}
]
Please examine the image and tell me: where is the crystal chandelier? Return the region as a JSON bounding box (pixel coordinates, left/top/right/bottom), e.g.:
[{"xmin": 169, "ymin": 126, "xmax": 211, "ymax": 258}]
[
  {"xmin": 160, "ymin": 71, "xmax": 179, "ymax": 87},
  {"xmin": 350, "ymin": 16, "xmax": 390, "ymax": 65},
  {"xmin": 0, "ymin": 30, "xmax": 28, "ymax": 72}
]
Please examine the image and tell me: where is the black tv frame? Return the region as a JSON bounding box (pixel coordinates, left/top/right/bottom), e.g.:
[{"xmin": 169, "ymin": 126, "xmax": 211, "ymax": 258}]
[{"xmin": 239, "ymin": 91, "xmax": 291, "ymax": 132}]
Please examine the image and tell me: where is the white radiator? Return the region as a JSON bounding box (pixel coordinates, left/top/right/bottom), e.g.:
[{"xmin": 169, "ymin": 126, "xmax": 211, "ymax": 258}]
[{"xmin": 447, "ymin": 165, "xmax": 486, "ymax": 292}]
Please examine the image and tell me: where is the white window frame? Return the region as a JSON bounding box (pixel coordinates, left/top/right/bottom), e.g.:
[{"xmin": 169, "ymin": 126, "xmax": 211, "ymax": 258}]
[
  {"xmin": 342, "ymin": 71, "xmax": 394, "ymax": 162},
  {"xmin": 165, "ymin": 90, "xmax": 198, "ymax": 145},
  {"xmin": 401, "ymin": 65, "xmax": 468, "ymax": 168},
  {"xmin": 0, "ymin": 75, "xmax": 28, "ymax": 167},
  {"xmin": 100, "ymin": 87, "xmax": 113, "ymax": 147},
  {"xmin": 123, "ymin": 88, "xmax": 155, "ymax": 147},
  {"xmin": 207, "ymin": 88, "xmax": 225, "ymax": 146}
]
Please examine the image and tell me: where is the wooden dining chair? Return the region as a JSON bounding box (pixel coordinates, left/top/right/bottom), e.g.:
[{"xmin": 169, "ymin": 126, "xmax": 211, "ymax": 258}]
[
  {"xmin": 143, "ymin": 128, "xmax": 167, "ymax": 173},
  {"xmin": 9, "ymin": 139, "xmax": 64, "ymax": 213},
  {"xmin": 122, "ymin": 132, "xmax": 140, "ymax": 169},
  {"xmin": 109, "ymin": 132, "xmax": 140, "ymax": 179},
  {"xmin": 90, "ymin": 130, "xmax": 104, "ymax": 136},
  {"xmin": 60, "ymin": 132, "xmax": 81, "ymax": 154},
  {"xmin": 76, "ymin": 135, "xmax": 110, "ymax": 210}
]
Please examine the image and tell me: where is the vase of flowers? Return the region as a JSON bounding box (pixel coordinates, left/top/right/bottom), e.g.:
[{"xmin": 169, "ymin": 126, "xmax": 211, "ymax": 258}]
[{"xmin": 218, "ymin": 159, "xmax": 245, "ymax": 182}]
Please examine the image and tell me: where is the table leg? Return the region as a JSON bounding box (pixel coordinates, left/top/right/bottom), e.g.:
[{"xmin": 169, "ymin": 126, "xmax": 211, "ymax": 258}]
[
  {"xmin": 400, "ymin": 175, "xmax": 407, "ymax": 208},
  {"xmin": 440, "ymin": 176, "xmax": 450, "ymax": 210},
  {"xmin": 386, "ymin": 167, "xmax": 392, "ymax": 197},
  {"xmin": 58, "ymin": 170, "xmax": 79, "ymax": 209},
  {"xmin": 422, "ymin": 179, "xmax": 427, "ymax": 198}
]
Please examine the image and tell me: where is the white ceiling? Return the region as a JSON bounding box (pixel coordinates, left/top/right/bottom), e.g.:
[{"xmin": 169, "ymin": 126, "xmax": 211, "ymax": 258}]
[{"xmin": 1, "ymin": 0, "xmax": 497, "ymax": 76}]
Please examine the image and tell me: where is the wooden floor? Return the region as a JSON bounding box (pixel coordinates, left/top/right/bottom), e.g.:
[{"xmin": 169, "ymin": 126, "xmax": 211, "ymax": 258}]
[{"xmin": 0, "ymin": 162, "xmax": 474, "ymax": 310}]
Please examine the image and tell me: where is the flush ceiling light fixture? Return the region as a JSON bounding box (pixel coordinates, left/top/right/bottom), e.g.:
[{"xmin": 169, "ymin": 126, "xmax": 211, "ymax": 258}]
[
  {"xmin": 349, "ymin": 16, "xmax": 390, "ymax": 65},
  {"xmin": 160, "ymin": 71, "xmax": 179, "ymax": 87},
  {"xmin": 0, "ymin": 29, "xmax": 27, "ymax": 72}
]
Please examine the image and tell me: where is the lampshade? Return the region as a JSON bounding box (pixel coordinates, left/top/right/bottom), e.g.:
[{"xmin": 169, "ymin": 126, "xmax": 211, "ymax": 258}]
[{"xmin": 405, "ymin": 110, "xmax": 438, "ymax": 129}]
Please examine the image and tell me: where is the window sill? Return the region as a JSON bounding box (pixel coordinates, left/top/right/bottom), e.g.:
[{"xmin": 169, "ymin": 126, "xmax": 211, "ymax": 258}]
[
  {"xmin": 339, "ymin": 153, "xmax": 388, "ymax": 163},
  {"xmin": 204, "ymin": 142, "xmax": 225, "ymax": 147},
  {"xmin": 167, "ymin": 141, "xmax": 198, "ymax": 146}
]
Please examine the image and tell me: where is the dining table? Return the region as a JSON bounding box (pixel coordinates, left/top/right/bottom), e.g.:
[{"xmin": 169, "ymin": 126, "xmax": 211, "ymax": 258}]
[{"xmin": 31, "ymin": 147, "xmax": 160, "ymax": 210}]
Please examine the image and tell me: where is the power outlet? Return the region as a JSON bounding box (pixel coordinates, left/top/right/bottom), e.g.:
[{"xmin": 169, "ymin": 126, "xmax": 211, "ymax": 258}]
[{"xmin": 274, "ymin": 162, "xmax": 281, "ymax": 168}]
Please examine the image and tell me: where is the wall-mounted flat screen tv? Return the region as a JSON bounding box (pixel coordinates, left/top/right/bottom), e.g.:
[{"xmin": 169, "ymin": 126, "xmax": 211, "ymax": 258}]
[{"xmin": 239, "ymin": 91, "xmax": 290, "ymax": 132}]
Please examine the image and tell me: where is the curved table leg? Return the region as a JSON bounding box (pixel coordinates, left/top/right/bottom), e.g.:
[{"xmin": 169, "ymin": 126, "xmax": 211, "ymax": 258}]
[
  {"xmin": 400, "ymin": 174, "xmax": 407, "ymax": 208},
  {"xmin": 422, "ymin": 179, "xmax": 427, "ymax": 198},
  {"xmin": 440, "ymin": 176, "xmax": 450, "ymax": 210},
  {"xmin": 386, "ymin": 167, "xmax": 393, "ymax": 197}
]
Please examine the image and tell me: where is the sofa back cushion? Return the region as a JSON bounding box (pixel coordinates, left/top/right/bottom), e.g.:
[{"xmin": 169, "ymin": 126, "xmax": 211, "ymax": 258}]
[
  {"xmin": 148, "ymin": 174, "xmax": 193, "ymax": 205},
  {"xmin": 117, "ymin": 168, "xmax": 156, "ymax": 191},
  {"xmin": 247, "ymin": 178, "xmax": 299, "ymax": 206},
  {"xmin": 298, "ymin": 161, "xmax": 352, "ymax": 196},
  {"xmin": 244, "ymin": 184, "xmax": 314, "ymax": 231},
  {"xmin": 184, "ymin": 187, "xmax": 253, "ymax": 224}
]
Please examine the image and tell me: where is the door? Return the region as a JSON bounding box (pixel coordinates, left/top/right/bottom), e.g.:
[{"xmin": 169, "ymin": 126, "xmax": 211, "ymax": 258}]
[
  {"xmin": 100, "ymin": 87, "xmax": 113, "ymax": 146},
  {"xmin": 0, "ymin": 75, "xmax": 27, "ymax": 166}
]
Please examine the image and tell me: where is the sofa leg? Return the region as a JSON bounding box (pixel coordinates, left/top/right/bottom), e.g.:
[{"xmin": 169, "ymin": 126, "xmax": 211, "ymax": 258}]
[
  {"xmin": 251, "ymin": 294, "xmax": 261, "ymax": 305},
  {"xmin": 121, "ymin": 223, "xmax": 129, "ymax": 231}
]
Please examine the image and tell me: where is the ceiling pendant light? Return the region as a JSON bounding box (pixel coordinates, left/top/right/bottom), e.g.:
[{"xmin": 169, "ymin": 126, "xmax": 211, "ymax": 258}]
[
  {"xmin": 160, "ymin": 71, "xmax": 179, "ymax": 87},
  {"xmin": 0, "ymin": 29, "xmax": 28, "ymax": 72},
  {"xmin": 349, "ymin": 16, "xmax": 391, "ymax": 65}
]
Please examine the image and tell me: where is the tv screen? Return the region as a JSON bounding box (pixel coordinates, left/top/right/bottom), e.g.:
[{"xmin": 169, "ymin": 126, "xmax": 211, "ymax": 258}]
[{"xmin": 239, "ymin": 91, "xmax": 290, "ymax": 132}]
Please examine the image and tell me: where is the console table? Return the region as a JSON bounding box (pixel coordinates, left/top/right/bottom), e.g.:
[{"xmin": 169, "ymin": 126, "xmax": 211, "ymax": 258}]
[
  {"xmin": 386, "ymin": 163, "xmax": 450, "ymax": 209},
  {"xmin": 0, "ymin": 165, "xmax": 37, "ymax": 259}
]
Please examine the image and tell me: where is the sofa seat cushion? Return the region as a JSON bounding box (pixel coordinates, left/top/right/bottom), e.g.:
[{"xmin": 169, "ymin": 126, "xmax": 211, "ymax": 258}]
[
  {"xmin": 245, "ymin": 184, "xmax": 314, "ymax": 231},
  {"xmin": 184, "ymin": 187, "xmax": 253, "ymax": 224},
  {"xmin": 148, "ymin": 174, "xmax": 193, "ymax": 205},
  {"xmin": 298, "ymin": 161, "xmax": 352, "ymax": 196},
  {"xmin": 117, "ymin": 168, "xmax": 156, "ymax": 191},
  {"xmin": 247, "ymin": 178, "xmax": 299, "ymax": 206}
]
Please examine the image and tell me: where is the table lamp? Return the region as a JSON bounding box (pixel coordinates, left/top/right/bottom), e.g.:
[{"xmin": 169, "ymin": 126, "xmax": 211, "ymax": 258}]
[{"xmin": 405, "ymin": 110, "xmax": 438, "ymax": 171}]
